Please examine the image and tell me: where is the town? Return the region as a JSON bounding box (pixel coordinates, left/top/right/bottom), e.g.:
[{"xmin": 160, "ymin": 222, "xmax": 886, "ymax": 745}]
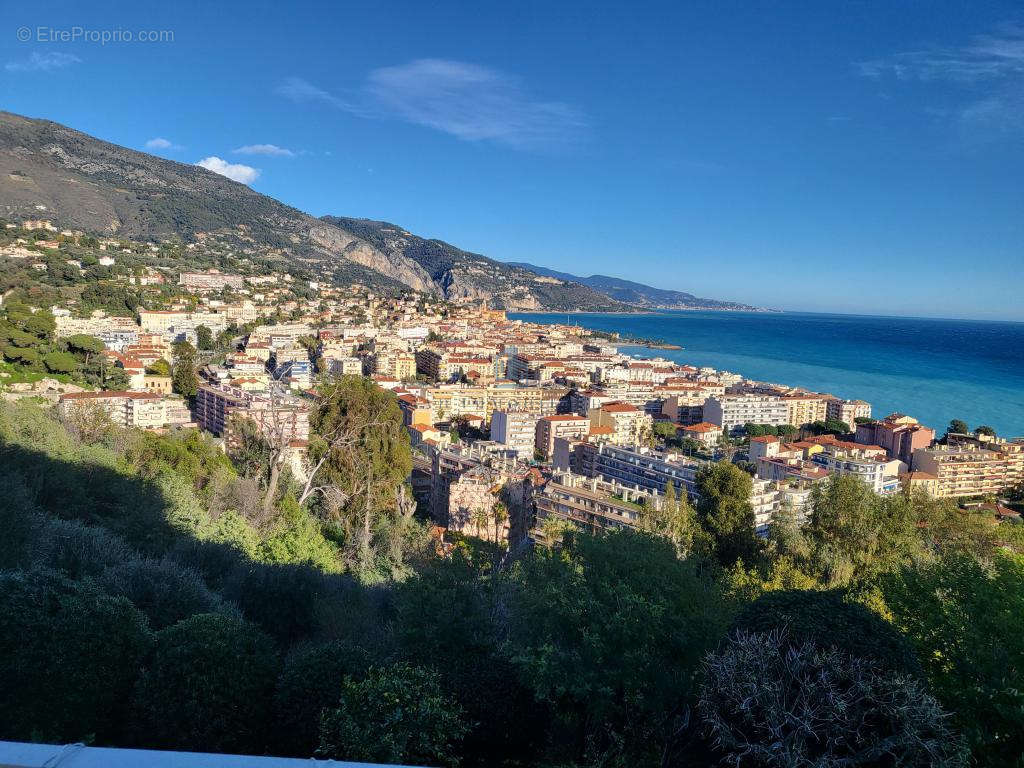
[{"xmin": 5, "ymin": 219, "xmax": 1021, "ymax": 552}]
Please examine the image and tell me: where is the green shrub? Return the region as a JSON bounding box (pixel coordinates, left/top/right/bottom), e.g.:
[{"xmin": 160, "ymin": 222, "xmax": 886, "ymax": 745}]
[
  {"xmin": 699, "ymin": 630, "xmax": 966, "ymax": 767},
  {"xmin": 318, "ymin": 663, "xmax": 467, "ymax": 767},
  {"xmin": 731, "ymin": 589, "xmax": 921, "ymax": 676},
  {"xmin": 130, "ymin": 613, "xmax": 278, "ymax": 753},
  {"xmin": 273, "ymin": 640, "xmax": 374, "ymax": 756},
  {"xmin": 0, "ymin": 569, "xmax": 152, "ymax": 744}
]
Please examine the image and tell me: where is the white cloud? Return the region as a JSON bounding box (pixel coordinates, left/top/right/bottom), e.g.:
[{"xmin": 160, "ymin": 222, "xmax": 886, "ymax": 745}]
[
  {"xmin": 857, "ymin": 23, "xmax": 1024, "ymax": 145},
  {"xmin": 5, "ymin": 51, "xmax": 81, "ymax": 73},
  {"xmin": 233, "ymin": 143, "xmax": 296, "ymax": 157},
  {"xmin": 195, "ymin": 156, "xmax": 261, "ymax": 184},
  {"xmin": 277, "ymin": 60, "xmax": 586, "ymax": 150},
  {"xmin": 145, "ymin": 137, "xmax": 183, "ymax": 150},
  {"xmin": 276, "ymin": 77, "xmax": 352, "ymax": 109},
  {"xmin": 857, "ymin": 24, "xmax": 1024, "ymax": 82}
]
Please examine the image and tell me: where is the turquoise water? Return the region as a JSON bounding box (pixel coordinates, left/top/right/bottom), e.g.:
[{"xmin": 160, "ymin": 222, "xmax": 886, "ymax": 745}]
[{"xmin": 510, "ymin": 311, "xmax": 1024, "ymax": 438}]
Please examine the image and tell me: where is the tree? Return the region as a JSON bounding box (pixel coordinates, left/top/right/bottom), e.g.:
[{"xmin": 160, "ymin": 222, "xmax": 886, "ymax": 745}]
[
  {"xmin": 0, "ymin": 570, "xmax": 152, "ymax": 745},
  {"xmin": 803, "ymin": 475, "xmax": 918, "ymax": 586},
  {"xmin": 638, "ymin": 481, "xmax": 707, "ymax": 555},
  {"xmin": 65, "ymin": 334, "xmax": 105, "ymax": 367},
  {"xmin": 882, "ymin": 553, "xmax": 1024, "ymax": 765},
  {"xmin": 318, "ymin": 663, "xmax": 468, "ymax": 768},
  {"xmin": 130, "ymin": 613, "xmax": 279, "ymax": 754},
  {"xmin": 694, "ymin": 462, "xmax": 761, "ymax": 566},
  {"xmin": 195, "ymin": 324, "xmax": 213, "ymax": 350},
  {"xmin": 947, "ymin": 419, "xmax": 969, "ymax": 436},
  {"xmin": 145, "ymin": 358, "xmax": 171, "ymax": 377},
  {"xmin": 305, "ymin": 376, "xmax": 418, "ymax": 581},
  {"xmin": 699, "ymin": 630, "xmax": 966, "ymax": 768},
  {"xmin": 973, "ymin": 424, "xmax": 996, "ymax": 437},
  {"xmin": 507, "ymin": 529, "xmax": 727, "ymax": 765},
  {"xmin": 98, "ymin": 556, "xmax": 233, "ymax": 631},
  {"xmin": 171, "ymin": 340, "xmax": 198, "ymax": 398},
  {"xmin": 652, "ymin": 420, "xmax": 678, "ymax": 441},
  {"xmin": 43, "ymin": 350, "xmax": 79, "ymax": 374}
]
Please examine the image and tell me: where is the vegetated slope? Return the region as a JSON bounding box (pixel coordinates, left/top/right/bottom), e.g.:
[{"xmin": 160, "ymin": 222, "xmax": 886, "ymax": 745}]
[{"xmin": 0, "ymin": 110, "xmax": 621, "ymax": 309}]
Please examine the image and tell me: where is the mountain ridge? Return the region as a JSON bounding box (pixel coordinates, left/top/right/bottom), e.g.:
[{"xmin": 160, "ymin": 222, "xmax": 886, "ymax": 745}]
[
  {"xmin": 505, "ymin": 262, "xmax": 760, "ymax": 311},
  {"xmin": 0, "ymin": 110, "xmax": 746, "ymax": 311}
]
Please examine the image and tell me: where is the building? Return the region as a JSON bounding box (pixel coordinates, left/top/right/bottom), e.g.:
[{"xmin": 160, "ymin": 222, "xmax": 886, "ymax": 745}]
[
  {"xmin": 855, "ymin": 413, "xmax": 935, "ymax": 468},
  {"xmin": 535, "ymin": 414, "xmax": 592, "ymax": 460},
  {"xmin": 782, "ymin": 393, "xmax": 828, "ymax": 428},
  {"xmin": 810, "ymin": 443, "xmax": 905, "ymax": 495},
  {"xmin": 575, "ymin": 441, "xmax": 701, "ymax": 498},
  {"xmin": 194, "ymin": 383, "xmax": 309, "ymax": 443},
  {"xmin": 679, "ymin": 421, "xmax": 722, "ymax": 446},
  {"xmin": 912, "ymin": 442, "xmax": 1024, "ymax": 498},
  {"xmin": 533, "ymin": 472, "xmax": 656, "ymax": 541},
  {"xmin": 704, "ymin": 394, "xmax": 788, "ymax": 434},
  {"xmin": 588, "ymin": 401, "xmax": 652, "ymax": 446},
  {"xmin": 178, "ymin": 271, "xmax": 246, "ymax": 292},
  {"xmin": 489, "ymin": 410, "xmax": 540, "ymax": 458},
  {"xmin": 58, "ymin": 391, "xmax": 187, "ymax": 430},
  {"xmin": 825, "ymin": 397, "xmax": 872, "ymax": 432}
]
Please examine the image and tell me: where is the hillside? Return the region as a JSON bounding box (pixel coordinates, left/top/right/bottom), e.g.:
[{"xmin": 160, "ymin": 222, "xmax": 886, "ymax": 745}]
[
  {"xmin": 322, "ymin": 217, "xmax": 622, "ymax": 311},
  {"xmin": 0, "ymin": 111, "xmax": 622, "ymax": 310},
  {"xmin": 506, "ymin": 262, "xmax": 760, "ymax": 310}
]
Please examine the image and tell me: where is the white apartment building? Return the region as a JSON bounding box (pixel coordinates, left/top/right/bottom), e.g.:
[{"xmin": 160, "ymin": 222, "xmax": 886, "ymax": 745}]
[
  {"xmin": 704, "ymin": 394, "xmax": 789, "ymax": 433},
  {"xmin": 489, "ymin": 410, "xmax": 540, "ymax": 458}
]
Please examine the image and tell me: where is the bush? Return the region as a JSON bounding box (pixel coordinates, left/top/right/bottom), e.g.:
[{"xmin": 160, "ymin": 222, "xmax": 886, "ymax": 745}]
[
  {"xmin": 317, "ymin": 663, "xmax": 468, "ymax": 767},
  {"xmin": 27, "ymin": 517, "xmax": 136, "ymax": 579},
  {"xmin": 731, "ymin": 589, "xmax": 921, "ymax": 676},
  {"xmin": 699, "ymin": 630, "xmax": 966, "ymax": 767},
  {"xmin": 130, "ymin": 613, "xmax": 279, "ymax": 753},
  {"xmin": 222, "ymin": 562, "xmax": 331, "ymax": 647},
  {"xmin": 99, "ymin": 556, "xmax": 236, "ymax": 630},
  {"xmin": 0, "ymin": 569, "xmax": 152, "ymax": 744},
  {"xmin": 273, "ymin": 640, "xmax": 374, "ymax": 756},
  {"xmin": 882, "ymin": 553, "xmax": 1024, "ymax": 766}
]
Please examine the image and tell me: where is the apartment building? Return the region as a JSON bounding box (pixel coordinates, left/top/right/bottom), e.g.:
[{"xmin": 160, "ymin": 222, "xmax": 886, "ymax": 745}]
[
  {"xmin": 782, "ymin": 393, "xmax": 828, "ymax": 427},
  {"xmin": 588, "ymin": 401, "xmax": 653, "ymax": 446},
  {"xmin": 534, "ymin": 472, "xmax": 657, "ymax": 541},
  {"xmin": 704, "ymin": 394, "xmax": 789, "ymax": 434},
  {"xmin": 536, "ymin": 413, "xmax": 592, "ymax": 460},
  {"xmin": 58, "ymin": 391, "xmax": 189, "ymax": 430},
  {"xmin": 912, "ymin": 443, "xmax": 1024, "ymax": 498},
  {"xmin": 490, "ymin": 410, "xmax": 540, "ymax": 457},
  {"xmin": 811, "ymin": 444, "xmax": 905, "ymax": 495},
  {"xmin": 575, "ymin": 441, "xmax": 701, "ymax": 498},
  {"xmin": 855, "ymin": 413, "xmax": 935, "ymax": 468},
  {"xmin": 194, "ymin": 383, "xmax": 309, "ymax": 443},
  {"xmin": 825, "ymin": 397, "xmax": 872, "ymax": 432},
  {"xmin": 178, "ymin": 271, "xmax": 246, "ymax": 292}
]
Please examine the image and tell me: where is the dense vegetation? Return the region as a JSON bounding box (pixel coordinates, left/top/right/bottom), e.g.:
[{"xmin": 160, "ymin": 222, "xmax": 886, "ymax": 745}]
[{"xmin": 1, "ymin": 394, "xmax": 1022, "ymax": 766}]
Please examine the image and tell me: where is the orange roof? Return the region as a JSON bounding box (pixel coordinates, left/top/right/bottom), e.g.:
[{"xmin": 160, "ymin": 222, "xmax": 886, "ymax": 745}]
[
  {"xmin": 684, "ymin": 422, "xmax": 721, "ymax": 433},
  {"xmin": 589, "ymin": 425, "xmax": 615, "ymax": 435},
  {"xmin": 601, "ymin": 401, "xmax": 639, "ymax": 413},
  {"xmin": 60, "ymin": 390, "xmax": 160, "ymax": 401}
]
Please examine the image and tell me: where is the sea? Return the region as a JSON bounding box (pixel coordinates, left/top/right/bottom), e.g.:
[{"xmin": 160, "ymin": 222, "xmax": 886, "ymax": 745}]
[{"xmin": 509, "ymin": 311, "xmax": 1024, "ymax": 438}]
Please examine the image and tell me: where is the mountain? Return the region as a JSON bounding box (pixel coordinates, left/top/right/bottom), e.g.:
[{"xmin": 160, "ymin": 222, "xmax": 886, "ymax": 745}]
[
  {"xmin": 506, "ymin": 262, "xmax": 759, "ymax": 311},
  {"xmin": 320, "ymin": 217, "xmax": 621, "ymax": 311},
  {"xmin": 0, "ymin": 110, "xmax": 742, "ymax": 311}
]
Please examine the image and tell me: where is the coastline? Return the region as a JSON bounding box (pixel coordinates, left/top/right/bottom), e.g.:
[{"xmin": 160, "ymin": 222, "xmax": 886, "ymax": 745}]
[{"xmin": 509, "ymin": 310, "xmax": 1024, "ymax": 437}]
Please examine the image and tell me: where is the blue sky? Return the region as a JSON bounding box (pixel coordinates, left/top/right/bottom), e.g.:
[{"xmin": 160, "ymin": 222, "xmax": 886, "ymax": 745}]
[{"xmin": 3, "ymin": 1, "xmax": 1023, "ymax": 320}]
